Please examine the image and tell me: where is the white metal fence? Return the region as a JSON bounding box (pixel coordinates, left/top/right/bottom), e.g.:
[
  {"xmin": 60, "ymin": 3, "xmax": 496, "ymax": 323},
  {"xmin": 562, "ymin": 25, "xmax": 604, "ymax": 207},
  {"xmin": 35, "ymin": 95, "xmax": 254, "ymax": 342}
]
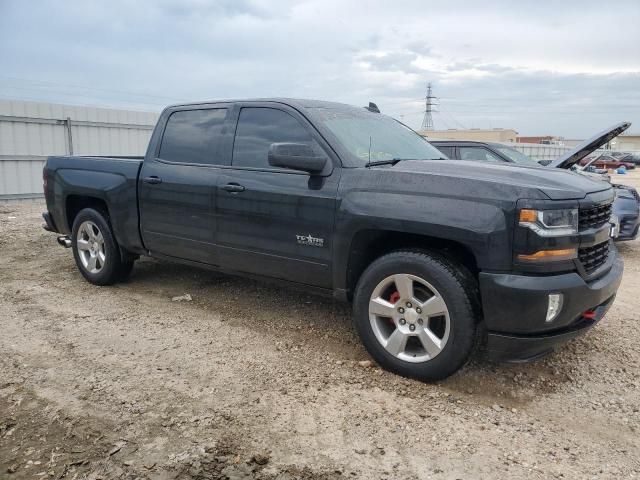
[
  {"xmin": 509, "ymin": 143, "xmax": 574, "ymax": 161},
  {"xmin": 509, "ymin": 142, "xmax": 640, "ymax": 163},
  {"xmin": 0, "ymin": 100, "xmax": 158, "ymax": 202}
]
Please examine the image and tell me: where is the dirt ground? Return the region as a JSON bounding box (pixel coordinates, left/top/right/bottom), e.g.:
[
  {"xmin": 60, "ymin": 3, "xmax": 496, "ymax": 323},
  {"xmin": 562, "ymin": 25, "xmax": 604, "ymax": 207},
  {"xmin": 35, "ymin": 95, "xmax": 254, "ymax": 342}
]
[{"xmin": 1, "ymin": 171, "xmax": 640, "ymax": 480}]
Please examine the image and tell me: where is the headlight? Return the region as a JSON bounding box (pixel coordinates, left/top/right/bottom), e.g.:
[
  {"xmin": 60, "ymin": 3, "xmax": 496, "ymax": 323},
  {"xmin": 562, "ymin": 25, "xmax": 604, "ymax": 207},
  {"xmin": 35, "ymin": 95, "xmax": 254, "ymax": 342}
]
[{"xmin": 519, "ymin": 208, "xmax": 578, "ymax": 236}]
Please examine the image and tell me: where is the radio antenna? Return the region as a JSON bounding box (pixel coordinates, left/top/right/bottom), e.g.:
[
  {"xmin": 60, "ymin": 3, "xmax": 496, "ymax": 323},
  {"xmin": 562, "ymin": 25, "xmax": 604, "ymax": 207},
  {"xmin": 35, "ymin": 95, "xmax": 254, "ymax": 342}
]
[{"xmin": 367, "ymin": 135, "xmax": 372, "ymax": 167}]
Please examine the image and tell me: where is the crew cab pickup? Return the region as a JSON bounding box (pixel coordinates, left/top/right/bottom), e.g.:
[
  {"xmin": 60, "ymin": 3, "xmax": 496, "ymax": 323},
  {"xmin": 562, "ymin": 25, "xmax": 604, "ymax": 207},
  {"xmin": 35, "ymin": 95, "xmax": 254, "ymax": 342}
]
[{"xmin": 42, "ymin": 99, "xmax": 623, "ymax": 380}]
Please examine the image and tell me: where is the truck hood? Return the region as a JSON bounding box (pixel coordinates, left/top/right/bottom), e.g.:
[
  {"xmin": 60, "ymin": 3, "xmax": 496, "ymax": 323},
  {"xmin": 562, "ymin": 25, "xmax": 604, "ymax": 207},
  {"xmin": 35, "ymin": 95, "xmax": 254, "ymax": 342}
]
[
  {"xmin": 382, "ymin": 159, "xmax": 611, "ymax": 200},
  {"xmin": 548, "ymin": 121, "xmax": 631, "ymax": 169}
]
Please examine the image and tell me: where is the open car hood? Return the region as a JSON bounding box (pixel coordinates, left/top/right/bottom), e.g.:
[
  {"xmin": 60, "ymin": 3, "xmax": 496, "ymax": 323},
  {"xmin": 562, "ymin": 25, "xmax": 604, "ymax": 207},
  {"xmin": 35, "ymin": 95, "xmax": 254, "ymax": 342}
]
[{"xmin": 549, "ymin": 121, "xmax": 631, "ymax": 169}]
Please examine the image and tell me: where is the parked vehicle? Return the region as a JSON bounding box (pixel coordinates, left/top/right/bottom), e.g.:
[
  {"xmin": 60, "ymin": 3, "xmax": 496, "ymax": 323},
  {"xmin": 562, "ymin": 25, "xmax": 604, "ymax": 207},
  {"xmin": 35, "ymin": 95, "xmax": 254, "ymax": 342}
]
[
  {"xmin": 612, "ymin": 187, "xmax": 640, "ymax": 240},
  {"xmin": 579, "ymin": 154, "xmax": 635, "ymax": 170},
  {"xmin": 431, "ymin": 123, "xmax": 639, "ymax": 241},
  {"xmin": 580, "ymin": 156, "xmax": 609, "ymax": 175},
  {"xmin": 43, "ymin": 99, "xmax": 623, "ymax": 381},
  {"xmin": 549, "ymin": 126, "xmax": 640, "ymax": 242},
  {"xmin": 609, "ymin": 151, "xmax": 635, "ymax": 162},
  {"xmin": 429, "ymin": 140, "xmax": 541, "ymax": 167},
  {"xmin": 628, "ymin": 153, "xmax": 640, "ymax": 166}
]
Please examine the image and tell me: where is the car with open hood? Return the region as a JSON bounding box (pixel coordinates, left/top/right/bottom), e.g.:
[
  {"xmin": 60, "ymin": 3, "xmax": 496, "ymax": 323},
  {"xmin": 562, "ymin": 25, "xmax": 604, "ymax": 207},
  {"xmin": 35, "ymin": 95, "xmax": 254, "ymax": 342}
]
[{"xmin": 431, "ymin": 122, "xmax": 639, "ymax": 241}]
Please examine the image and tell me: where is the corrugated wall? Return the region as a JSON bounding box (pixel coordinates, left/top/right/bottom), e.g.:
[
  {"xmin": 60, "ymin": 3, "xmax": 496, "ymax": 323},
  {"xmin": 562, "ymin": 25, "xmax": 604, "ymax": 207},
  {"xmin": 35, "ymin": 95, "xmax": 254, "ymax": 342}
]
[
  {"xmin": 0, "ymin": 99, "xmax": 158, "ymax": 202},
  {"xmin": 510, "ymin": 143, "xmax": 574, "ymax": 161}
]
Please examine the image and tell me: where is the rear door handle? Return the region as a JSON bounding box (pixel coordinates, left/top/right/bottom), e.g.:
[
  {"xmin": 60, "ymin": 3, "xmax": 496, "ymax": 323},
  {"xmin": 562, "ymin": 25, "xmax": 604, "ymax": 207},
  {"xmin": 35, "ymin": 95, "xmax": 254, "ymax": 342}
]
[
  {"xmin": 142, "ymin": 176, "xmax": 162, "ymax": 185},
  {"xmin": 222, "ymin": 183, "xmax": 245, "ymax": 193}
]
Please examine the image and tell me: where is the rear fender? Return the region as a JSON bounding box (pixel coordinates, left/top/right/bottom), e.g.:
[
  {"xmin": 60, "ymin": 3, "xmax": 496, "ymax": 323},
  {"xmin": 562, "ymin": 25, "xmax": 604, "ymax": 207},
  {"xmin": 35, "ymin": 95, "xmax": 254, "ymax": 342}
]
[{"xmin": 55, "ymin": 169, "xmax": 143, "ymax": 253}]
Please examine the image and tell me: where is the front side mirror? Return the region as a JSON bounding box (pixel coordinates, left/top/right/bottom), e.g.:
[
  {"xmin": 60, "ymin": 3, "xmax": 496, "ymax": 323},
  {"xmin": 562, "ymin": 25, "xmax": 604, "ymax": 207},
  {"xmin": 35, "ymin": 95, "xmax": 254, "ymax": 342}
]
[{"xmin": 268, "ymin": 143, "xmax": 328, "ymax": 174}]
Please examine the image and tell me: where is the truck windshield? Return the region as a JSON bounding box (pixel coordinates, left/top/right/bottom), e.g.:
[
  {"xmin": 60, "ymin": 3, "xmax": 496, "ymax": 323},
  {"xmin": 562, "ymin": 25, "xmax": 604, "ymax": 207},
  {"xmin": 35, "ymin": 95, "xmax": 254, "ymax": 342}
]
[
  {"xmin": 495, "ymin": 146, "xmax": 540, "ymax": 167},
  {"xmin": 311, "ymin": 108, "xmax": 445, "ymax": 165}
]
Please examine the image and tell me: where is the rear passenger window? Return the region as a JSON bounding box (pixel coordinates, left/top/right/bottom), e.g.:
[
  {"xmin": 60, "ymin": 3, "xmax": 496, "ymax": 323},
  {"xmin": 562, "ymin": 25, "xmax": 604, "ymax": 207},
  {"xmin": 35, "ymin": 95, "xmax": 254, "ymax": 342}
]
[
  {"xmin": 459, "ymin": 147, "xmax": 502, "ymax": 163},
  {"xmin": 434, "ymin": 146, "xmax": 454, "ymax": 158},
  {"xmin": 232, "ymin": 107, "xmax": 318, "ymax": 169},
  {"xmin": 159, "ymin": 109, "xmax": 227, "ymax": 165}
]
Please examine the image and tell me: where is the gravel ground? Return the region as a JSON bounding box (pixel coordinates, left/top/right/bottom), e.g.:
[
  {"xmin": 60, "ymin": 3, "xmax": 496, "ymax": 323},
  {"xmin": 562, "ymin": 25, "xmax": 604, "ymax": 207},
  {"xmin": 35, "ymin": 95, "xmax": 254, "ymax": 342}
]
[{"xmin": 1, "ymin": 171, "xmax": 639, "ymax": 479}]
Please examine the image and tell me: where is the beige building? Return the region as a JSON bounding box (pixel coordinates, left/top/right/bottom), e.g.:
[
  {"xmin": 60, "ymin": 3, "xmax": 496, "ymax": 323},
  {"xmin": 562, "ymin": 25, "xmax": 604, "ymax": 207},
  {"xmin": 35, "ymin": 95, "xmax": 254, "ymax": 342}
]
[
  {"xmin": 564, "ymin": 134, "xmax": 640, "ymax": 151},
  {"xmin": 561, "ymin": 139, "xmax": 584, "ymax": 148},
  {"xmin": 418, "ymin": 128, "xmax": 518, "ymax": 143},
  {"xmin": 614, "ymin": 133, "xmax": 640, "ymax": 151}
]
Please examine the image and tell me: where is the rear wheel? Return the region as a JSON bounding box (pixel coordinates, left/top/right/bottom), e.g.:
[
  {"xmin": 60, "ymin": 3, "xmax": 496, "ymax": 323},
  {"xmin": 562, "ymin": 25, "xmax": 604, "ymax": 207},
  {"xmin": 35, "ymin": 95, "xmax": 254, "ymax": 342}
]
[
  {"xmin": 71, "ymin": 208, "xmax": 133, "ymax": 285},
  {"xmin": 353, "ymin": 250, "xmax": 477, "ymax": 381}
]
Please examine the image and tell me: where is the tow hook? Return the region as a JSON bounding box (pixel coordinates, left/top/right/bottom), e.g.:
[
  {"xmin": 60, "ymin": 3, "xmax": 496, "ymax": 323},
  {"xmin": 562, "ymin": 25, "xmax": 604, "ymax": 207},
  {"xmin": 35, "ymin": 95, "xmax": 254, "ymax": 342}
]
[{"xmin": 57, "ymin": 235, "xmax": 72, "ymax": 248}]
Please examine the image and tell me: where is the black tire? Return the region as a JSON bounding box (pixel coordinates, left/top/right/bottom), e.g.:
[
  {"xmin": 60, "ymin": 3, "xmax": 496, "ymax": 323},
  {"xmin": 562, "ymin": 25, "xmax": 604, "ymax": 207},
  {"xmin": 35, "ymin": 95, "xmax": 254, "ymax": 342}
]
[
  {"xmin": 353, "ymin": 250, "xmax": 477, "ymax": 381},
  {"xmin": 71, "ymin": 208, "xmax": 133, "ymax": 286}
]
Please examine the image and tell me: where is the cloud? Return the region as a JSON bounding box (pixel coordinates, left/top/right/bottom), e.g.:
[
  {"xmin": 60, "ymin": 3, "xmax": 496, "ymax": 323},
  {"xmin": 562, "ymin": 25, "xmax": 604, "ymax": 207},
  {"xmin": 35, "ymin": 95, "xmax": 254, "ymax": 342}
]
[
  {"xmin": 358, "ymin": 52, "xmax": 425, "ymax": 75},
  {"xmin": 0, "ymin": 0, "xmax": 638, "ymax": 137}
]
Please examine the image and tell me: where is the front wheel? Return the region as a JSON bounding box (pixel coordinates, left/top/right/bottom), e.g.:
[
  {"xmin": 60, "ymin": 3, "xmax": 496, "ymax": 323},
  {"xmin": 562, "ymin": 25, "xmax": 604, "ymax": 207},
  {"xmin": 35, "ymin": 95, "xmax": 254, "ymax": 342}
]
[
  {"xmin": 71, "ymin": 208, "xmax": 133, "ymax": 285},
  {"xmin": 353, "ymin": 250, "xmax": 477, "ymax": 381}
]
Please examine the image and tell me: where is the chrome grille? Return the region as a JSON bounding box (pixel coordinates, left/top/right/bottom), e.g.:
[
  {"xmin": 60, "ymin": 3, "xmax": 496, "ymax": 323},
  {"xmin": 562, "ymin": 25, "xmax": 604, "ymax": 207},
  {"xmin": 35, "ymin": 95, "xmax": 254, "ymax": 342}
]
[
  {"xmin": 578, "ymin": 241, "xmax": 609, "ymax": 274},
  {"xmin": 579, "ymin": 203, "xmax": 612, "ymax": 230}
]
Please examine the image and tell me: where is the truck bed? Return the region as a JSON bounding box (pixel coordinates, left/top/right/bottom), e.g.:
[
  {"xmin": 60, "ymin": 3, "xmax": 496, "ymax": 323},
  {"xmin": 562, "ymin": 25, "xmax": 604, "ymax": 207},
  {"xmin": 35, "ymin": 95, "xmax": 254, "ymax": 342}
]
[{"xmin": 43, "ymin": 155, "xmax": 145, "ymax": 254}]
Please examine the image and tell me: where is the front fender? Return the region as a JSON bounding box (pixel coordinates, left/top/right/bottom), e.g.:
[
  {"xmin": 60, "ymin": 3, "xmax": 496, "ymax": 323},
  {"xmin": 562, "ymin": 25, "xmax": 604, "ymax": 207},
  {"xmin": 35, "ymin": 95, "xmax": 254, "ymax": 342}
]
[{"xmin": 332, "ymin": 190, "xmax": 513, "ymax": 292}]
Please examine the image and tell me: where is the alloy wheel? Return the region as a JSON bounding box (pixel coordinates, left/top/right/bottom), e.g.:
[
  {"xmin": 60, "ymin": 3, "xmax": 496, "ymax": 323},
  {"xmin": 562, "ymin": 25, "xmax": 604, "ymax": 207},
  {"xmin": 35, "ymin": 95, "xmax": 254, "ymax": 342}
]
[
  {"xmin": 76, "ymin": 221, "xmax": 106, "ymax": 274},
  {"xmin": 368, "ymin": 273, "xmax": 450, "ymax": 363}
]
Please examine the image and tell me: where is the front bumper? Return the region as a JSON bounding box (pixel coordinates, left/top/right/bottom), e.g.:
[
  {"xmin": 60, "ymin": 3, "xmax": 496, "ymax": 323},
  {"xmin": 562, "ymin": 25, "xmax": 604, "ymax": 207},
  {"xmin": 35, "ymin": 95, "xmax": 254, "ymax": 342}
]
[
  {"xmin": 479, "ymin": 254, "xmax": 623, "ymax": 361},
  {"xmin": 485, "ymin": 296, "xmax": 615, "ymax": 362}
]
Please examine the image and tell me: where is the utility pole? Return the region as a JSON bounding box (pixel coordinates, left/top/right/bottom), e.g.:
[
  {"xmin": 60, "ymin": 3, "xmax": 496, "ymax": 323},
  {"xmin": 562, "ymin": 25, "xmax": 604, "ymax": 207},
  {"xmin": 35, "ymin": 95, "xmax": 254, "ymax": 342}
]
[{"xmin": 421, "ymin": 82, "xmax": 436, "ymax": 131}]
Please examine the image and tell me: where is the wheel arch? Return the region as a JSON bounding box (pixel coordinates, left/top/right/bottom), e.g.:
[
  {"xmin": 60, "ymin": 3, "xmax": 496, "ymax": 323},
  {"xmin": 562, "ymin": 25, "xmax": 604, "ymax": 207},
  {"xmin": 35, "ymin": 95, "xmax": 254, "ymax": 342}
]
[
  {"xmin": 65, "ymin": 195, "xmax": 109, "ymax": 232},
  {"xmin": 345, "ymin": 229, "xmax": 480, "ymax": 301},
  {"xmin": 66, "ymin": 196, "xmax": 138, "ymax": 263}
]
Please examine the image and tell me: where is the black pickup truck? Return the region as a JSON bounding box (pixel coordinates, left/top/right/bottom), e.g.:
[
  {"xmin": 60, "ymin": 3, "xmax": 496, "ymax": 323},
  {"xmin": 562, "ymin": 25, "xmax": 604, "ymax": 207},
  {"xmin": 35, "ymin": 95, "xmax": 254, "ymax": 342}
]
[{"xmin": 43, "ymin": 98, "xmax": 623, "ymax": 380}]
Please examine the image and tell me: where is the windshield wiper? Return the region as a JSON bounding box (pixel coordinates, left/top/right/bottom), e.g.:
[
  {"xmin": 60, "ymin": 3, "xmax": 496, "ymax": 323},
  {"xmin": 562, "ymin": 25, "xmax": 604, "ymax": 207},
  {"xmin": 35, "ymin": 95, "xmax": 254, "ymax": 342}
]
[
  {"xmin": 366, "ymin": 158, "xmax": 445, "ymax": 167},
  {"xmin": 366, "ymin": 158, "xmax": 404, "ymax": 167}
]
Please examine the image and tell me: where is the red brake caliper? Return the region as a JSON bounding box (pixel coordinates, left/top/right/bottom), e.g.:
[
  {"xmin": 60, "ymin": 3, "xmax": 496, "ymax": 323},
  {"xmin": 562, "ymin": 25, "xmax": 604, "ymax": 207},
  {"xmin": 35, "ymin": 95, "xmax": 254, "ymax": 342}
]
[
  {"xmin": 389, "ymin": 291, "xmax": 401, "ymax": 325},
  {"xmin": 389, "ymin": 291, "xmax": 401, "ymax": 304}
]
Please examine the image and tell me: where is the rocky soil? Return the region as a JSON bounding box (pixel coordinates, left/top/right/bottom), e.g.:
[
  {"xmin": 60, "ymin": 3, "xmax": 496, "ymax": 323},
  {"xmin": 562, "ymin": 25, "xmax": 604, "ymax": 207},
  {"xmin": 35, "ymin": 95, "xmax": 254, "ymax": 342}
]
[{"xmin": 1, "ymin": 172, "xmax": 639, "ymax": 479}]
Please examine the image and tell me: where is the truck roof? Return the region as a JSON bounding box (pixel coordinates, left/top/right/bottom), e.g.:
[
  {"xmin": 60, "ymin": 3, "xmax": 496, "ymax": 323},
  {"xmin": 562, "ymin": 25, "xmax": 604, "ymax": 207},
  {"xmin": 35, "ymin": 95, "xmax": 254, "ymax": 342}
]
[
  {"xmin": 429, "ymin": 140, "xmax": 509, "ymax": 149},
  {"xmin": 166, "ymin": 98, "xmax": 359, "ymax": 111}
]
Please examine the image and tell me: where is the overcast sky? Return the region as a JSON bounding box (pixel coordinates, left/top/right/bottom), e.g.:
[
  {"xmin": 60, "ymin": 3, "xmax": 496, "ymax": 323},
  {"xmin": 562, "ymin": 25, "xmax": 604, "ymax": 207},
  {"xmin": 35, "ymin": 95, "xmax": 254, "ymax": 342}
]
[{"xmin": 1, "ymin": 0, "xmax": 639, "ymax": 137}]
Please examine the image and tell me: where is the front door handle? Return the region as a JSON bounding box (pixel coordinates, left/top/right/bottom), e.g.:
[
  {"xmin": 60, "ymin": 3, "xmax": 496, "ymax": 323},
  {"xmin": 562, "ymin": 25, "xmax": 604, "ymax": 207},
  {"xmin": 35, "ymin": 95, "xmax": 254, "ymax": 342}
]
[
  {"xmin": 222, "ymin": 183, "xmax": 245, "ymax": 193},
  {"xmin": 142, "ymin": 176, "xmax": 162, "ymax": 185}
]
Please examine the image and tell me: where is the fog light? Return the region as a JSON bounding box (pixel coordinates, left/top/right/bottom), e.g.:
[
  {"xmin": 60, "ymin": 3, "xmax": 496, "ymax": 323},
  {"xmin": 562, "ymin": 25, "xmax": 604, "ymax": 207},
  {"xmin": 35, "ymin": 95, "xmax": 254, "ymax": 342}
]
[{"xmin": 546, "ymin": 294, "xmax": 563, "ymax": 322}]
